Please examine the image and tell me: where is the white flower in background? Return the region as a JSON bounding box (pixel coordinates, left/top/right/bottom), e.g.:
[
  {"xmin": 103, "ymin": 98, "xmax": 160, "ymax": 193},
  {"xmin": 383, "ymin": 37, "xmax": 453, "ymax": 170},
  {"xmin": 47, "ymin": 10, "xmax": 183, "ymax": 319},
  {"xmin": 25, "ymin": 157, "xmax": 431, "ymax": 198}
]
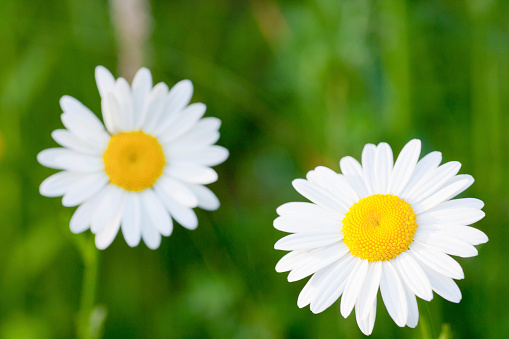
[
  {"xmin": 38, "ymin": 66, "xmax": 228, "ymax": 250},
  {"xmin": 274, "ymin": 139, "xmax": 487, "ymax": 335}
]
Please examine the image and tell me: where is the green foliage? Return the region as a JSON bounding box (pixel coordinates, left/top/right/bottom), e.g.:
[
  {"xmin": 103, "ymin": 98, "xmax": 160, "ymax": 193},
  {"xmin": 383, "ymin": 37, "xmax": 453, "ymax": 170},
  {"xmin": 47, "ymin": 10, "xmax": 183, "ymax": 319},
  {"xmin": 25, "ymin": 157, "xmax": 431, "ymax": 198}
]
[{"xmin": 0, "ymin": 0, "xmax": 507, "ymax": 338}]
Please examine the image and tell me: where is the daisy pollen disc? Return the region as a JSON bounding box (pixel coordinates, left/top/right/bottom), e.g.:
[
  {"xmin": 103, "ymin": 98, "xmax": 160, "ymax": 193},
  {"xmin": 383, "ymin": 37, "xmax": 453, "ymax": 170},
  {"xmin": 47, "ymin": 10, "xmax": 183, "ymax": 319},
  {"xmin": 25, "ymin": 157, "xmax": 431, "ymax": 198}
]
[
  {"xmin": 342, "ymin": 194, "xmax": 418, "ymax": 262},
  {"xmin": 103, "ymin": 131, "xmax": 166, "ymax": 191}
]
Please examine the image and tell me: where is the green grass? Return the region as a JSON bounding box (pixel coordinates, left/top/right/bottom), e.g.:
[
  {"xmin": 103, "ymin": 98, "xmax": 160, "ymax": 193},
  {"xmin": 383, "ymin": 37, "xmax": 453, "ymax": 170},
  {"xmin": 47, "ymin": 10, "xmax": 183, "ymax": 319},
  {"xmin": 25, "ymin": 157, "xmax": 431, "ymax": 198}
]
[{"xmin": 0, "ymin": 0, "xmax": 507, "ymax": 338}]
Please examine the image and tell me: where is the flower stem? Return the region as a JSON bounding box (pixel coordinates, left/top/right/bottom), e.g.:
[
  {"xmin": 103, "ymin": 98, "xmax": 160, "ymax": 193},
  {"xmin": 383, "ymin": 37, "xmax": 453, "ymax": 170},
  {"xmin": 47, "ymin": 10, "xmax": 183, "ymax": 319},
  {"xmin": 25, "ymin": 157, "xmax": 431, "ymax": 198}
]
[
  {"xmin": 75, "ymin": 234, "xmax": 101, "ymax": 339},
  {"xmin": 419, "ymin": 301, "xmax": 435, "ymax": 339}
]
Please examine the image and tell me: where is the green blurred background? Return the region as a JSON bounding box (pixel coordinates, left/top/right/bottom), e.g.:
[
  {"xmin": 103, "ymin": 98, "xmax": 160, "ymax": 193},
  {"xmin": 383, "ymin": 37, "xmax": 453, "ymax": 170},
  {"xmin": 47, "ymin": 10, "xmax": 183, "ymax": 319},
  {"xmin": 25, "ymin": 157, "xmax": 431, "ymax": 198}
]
[{"xmin": 0, "ymin": 0, "xmax": 506, "ymax": 338}]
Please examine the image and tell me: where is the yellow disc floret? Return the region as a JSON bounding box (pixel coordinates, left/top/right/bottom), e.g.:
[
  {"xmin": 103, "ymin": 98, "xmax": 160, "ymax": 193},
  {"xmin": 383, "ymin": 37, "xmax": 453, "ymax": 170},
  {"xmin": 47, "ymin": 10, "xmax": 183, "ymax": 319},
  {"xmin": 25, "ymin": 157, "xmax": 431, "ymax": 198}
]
[
  {"xmin": 103, "ymin": 131, "xmax": 166, "ymax": 192},
  {"xmin": 342, "ymin": 194, "xmax": 418, "ymax": 262}
]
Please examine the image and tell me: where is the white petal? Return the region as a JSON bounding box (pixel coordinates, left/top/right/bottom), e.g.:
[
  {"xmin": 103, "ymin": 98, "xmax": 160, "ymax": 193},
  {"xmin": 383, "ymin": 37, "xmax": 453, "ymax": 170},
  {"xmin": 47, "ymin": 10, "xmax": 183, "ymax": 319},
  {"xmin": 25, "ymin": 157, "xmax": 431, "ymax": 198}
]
[
  {"xmin": 438, "ymin": 225, "xmax": 488, "ymax": 245},
  {"xmin": 131, "ymin": 67, "xmax": 152, "ymax": 129},
  {"xmin": 276, "ymin": 202, "xmax": 340, "ymax": 218},
  {"xmin": 154, "ymin": 176, "xmax": 198, "ymax": 208},
  {"xmin": 273, "ymin": 214, "xmax": 341, "ymax": 234},
  {"xmin": 403, "ymin": 284, "xmax": 419, "ymax": 328},
  {"xmin": 140, "ymin": 206, "xmax": 162, "ymax": 250},
  {"xmin": 399, "ymin": 151, "xmax": 441, "ymax": 199},
  {"xmin": 274, "ymin": 232, "xmax": 342, "ymax": 251},
  {"xmin": 287, "ymin": 243, "xmax": 350, "ymax": 282},
  {"xmin": 113, "ymin": 77, "xmax": 135, "ymax": 131},
  {"xmin": 406, "ymin": 161, "xmax": 461, "ymax": 205},
  {"xmin": 40, "ymin": 171, "xmax": 82, "ymax": 197},
  {"xmin": 417, "ymin": 208, "xmax": 485, "ymax": 227},
  {"xmin": 90, "ymin": 185, "xmax": 124, "ymax": 234},
  {"xmin": 427, "ymin": 198, "xmax": 484, "ymax": 211},
  {"xmin": 442, "ymin": 174, "xmax": 474, "ymax": 198},
  {"xmin": 158, "ymin": 103, "xmax": 207, "ymax": 143},
  {"xmin": 409, "ymin": 242, "xmax": 464, "ymax": 279},
  {"xmin": 152, "ymin": 80, "xmax": 194, "ymax": 136},
  {"xmin": 306, "ymin": 169, "xmax": 352, "ymax": 211},
  {"xmin": 276, "ymin": 250, "xmax": 308, "ymax": 273},
  {"xmin": 340, "ymin": 259, "xmax": 369, "ymax": 318},
  {"xmin": 356, "ymin": 298, "xmax": 377, "ymax": 336},
  {"xmin": 170, "ymin": 117, "xmax": 222, "ymax": 150},
  {"xmin": 389, "ymin": 139, "xmax": 421, "ymax": 196},
  {"xmin": 169, "ymin": 146, "xmax": 229, "ymax": 167},
  {"xmin": 414, "ymin": 232, "xmax": 478, "ymax": 258},
  {"xmin": 154, "ymin": 187, "xmax": 198, "ymax": 230},
  {"xmin": 394, "ymin": 252, "xmax": 433, "ymax": 301},
  {"xmin": 121, "ymin": 193, "xmax": 142, "ymax": 247},
  {"xmin": 69, "ymin": 187, "xmax": 109, "ymax": 234},
  {"xmin": 95, "ymin": 66, "xmax": 115, "ymax": 98},
  {"xmin": 309, "ymin": 255, "xmax": 357, "ymax": 313},
  {"xmin": 310, "ymin": 167, "xmax": 358, "ymax": 206},
  {"xmin": 38, "ymin": 148, "xmax": 104, "ymax": 172},
  {"xmin": 339, "ymin": 156, "xmax": 369, "ymax": 199},
  {"xmin": 186, "ymin": 184, "xmax": 220, "ymax": 211},
  {"xmin": 419, "ymin": 263, "xmax": 462, "ymax": 303},
  {"xmin": 292, "ymin": 179, "xmax": 346, "ymax": 213},
  {"xmin": 165, "ymin": 163, "xmax": 218, "ymax": 185},
  {"xmin": 356, "ymin": 261, "xmax": 382, "ymax": 319},
  {"xmin": 374, "ymin": 142, "xmax": 393, "ymax": 194},
  {"xmin": 411, "ymin": 177, "xmax": 474, "ymax": 214},
  {"xmin": 51, "ymin": 129, "xmax": 102, "ymax": 156},
  {"xmin": 101, "ymin": 93, "xmax": 122, "ymax": 135},
  {"xmin": 361, "ymin": 143, "xmax": 376, "ymax": 195},
  {"xmin": 140, "ymin": 189, "xmax": 173, "ymax": 236},
  {"xmin": 95, "ymin": 208, "xmax": 122, "ymax": 250},
  {"xmin": 62, "ymin": 172, "xmax": 109, "ymax": 207},
  {"xmin": 141, "ymin": 83, "xmax": 169, "ymax": 133},
  {"xmin": 380, "ymin": 261, "xmax": 408, "ymax": 327}
]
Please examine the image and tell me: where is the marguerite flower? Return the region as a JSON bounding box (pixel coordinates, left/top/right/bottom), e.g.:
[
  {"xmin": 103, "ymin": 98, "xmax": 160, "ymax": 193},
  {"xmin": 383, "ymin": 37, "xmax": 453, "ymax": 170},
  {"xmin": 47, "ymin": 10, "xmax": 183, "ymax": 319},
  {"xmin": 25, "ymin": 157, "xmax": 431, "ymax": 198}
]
[
  {"xmin": 38, "ymin": 66, "xmax": 228, "ymax": 250},
  {"xmin": 274, "ymin": 139, "xmax": 487, "ymax": 335}
]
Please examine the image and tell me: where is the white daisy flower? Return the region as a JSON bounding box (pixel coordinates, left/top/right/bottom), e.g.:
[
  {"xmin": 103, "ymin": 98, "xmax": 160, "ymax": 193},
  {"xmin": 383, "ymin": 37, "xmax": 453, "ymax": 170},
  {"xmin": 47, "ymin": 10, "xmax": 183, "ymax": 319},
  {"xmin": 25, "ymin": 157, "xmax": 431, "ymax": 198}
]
[
  {"xmin": 38, "ymin": 66, "xmax": 228, "ymax": 250},
  {"xmin": 274, "ymin": 139, "xmax": 487, "ymax": 335}
]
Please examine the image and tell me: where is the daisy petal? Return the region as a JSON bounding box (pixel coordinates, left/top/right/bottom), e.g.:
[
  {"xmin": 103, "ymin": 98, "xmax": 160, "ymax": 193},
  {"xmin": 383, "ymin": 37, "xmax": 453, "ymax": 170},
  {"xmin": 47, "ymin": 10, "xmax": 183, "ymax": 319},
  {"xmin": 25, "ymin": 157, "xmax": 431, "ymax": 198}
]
[
  {"xmin": 152, "ymin": 80, "xmax": 194, "ymax": 136},
  {"xmin": 90, "ymin": 186, "xmax": 124, "ymax": 235},
  {"xmin": 361, "ymin": 143, "xmax": 376, "ymax": 195},
  {"xmin": 292, "ymin": 179, "xmax": 346, "ymax": 213},
  {"xmin": 394, "ymin": 252, "xmax": 433, "ymax": 301},
  {"xmin": 69, "ymin": 187, "xmax": 109, "ymax": 234},
  {"xmin": 310, "ymin": 255, "xmax": 357, "ymax": 314},
  {"xmin": 95, "ymin": 208, "xmax": 122, "ymax": 250},
  {"xmin": 273, "ymin": 214, "xmax": 341, "ymax": 233},
  {"xmin": 52, "ymin": 130, "xmax": 102, "ymax": 156},
  {"xmin": 141, "ymin": 84, "xmax": 169, "ymax": 133},
  {"xmin": 37, "ymin": 148, "xmax": 104, "ymax": 172},
  {"xmin": 380, "ymin": 261, "xmax": 408, "ymax": 327},
  {"xmin": 340, "ymin": 259, "xmax": 369, "ymax": 318},
  {"xmin": 419, "ymin": 263, "xmax": 462, "ymax": 303},
  {"xmin": 374, "ymin": 142, "xmax": 393, "ymax": 194},
  {"xmin": 155, "ymin": 187, "xmax": 198, "ymax": 230},
  {"xmin": 169, "ymin": 146, "xmax": 229, "ymax": 167},
  {"xmin": 306, "ymin": 169, "xmax": 351, "ymax": 210},
  {"xmin": 139, "ymin": 206, "xmax": 162, "ymax": 250},
  {"xmin": 311, "ymin": 167, "xmax": 358, "ymax": 205},
  {"xmin": 287, "ymin": 243, "xmax": 350, "ymax": 282},
  {"xmin": 356, "ymin": 261, "xmax": 382, "ymax": 319},
  {"xmin": 186, "ymin": 184, "xmax": 220, "ymax": 211},
  {"xmin": 165, "ymin": 163, "xmax": 218, "ymax": 185},
  {"xmin": 40, "ymin": 171, "xmax": 83, "ymax": 197},
  {"xmin": 414, "ymin": 232, "xmax": 478, "ymax": 258},
  {"xmin": 276, "ymin": 250, "xmax": 308, "ymax": 273},
  {"xmin": 62, "ymin": 172, "xmax": 109, "ymax": 207},
  {"xmin": 439, "ymin": 225, "xmax": 488, "ymax": 245},
  {"xmin": 276, "ymin": 202, "xmax": 339, "ymax": 218},
  {"xmin": 356, "ymin": 299, "xmax": 377, "ymax": 336},
  {"xmin": 389, "ymin": 139, "xmax": 421, "ymax": 195},
  {"xmin": 417, "ymin": 208, "xmax": 485, "ymax": 226},
  {"xmin": 339, "ymin": 156, "xmax": 369, "ymax": 198},
  {"xmin": 274, "ymin": 232, "xmax": 342, "ymax": 251},
  {"xmin": 121, "ymin": 193, "xmax": 142, "ymax": 247},
  {"xmin": 409, "ymin": 242, "xmax": 464, "ymax": 279},
  {"xmin": 158, "ymin": 103, "xmax": 207, "ymax": 143},
  {"xmin": 403, "ymin": 284, "xmax": 419, "ymax": 328},
  {"xmin": 95, "ymin": 66, "xmax": 115, "ymax": 98},
  {"xmin": 101, "ymin": 93, "xmax": 122, "ymax": 134},
  {"xmin": 140, "ymin": 189, "xmax": 173, "ymax": 236},
  {"xmin": 411, "ymin": 177, "xmax": 474, "ymax": 214},
  {"xmin": 399, "ymin": 151, "xmax": 442, "ymax": 199},
  {"xmin": 155, "ymin": 176, "xmax": 198, "ymax": 208},
  {"xmin": 131, "ymin": 67, "xmax": 152, "ymax": 129}
]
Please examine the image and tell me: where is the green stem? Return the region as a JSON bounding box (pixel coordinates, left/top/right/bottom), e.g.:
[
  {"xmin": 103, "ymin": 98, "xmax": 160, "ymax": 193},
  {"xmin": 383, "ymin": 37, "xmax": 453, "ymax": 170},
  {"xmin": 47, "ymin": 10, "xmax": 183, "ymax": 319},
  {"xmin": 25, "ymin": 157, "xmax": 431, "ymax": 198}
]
[
  {"xmin": 419, "ymin": 301, "xmax": 435, "ymax": 339},
  {"xmin": 76, "ymin": 235, "xmax": 100, "ymax": 339}
]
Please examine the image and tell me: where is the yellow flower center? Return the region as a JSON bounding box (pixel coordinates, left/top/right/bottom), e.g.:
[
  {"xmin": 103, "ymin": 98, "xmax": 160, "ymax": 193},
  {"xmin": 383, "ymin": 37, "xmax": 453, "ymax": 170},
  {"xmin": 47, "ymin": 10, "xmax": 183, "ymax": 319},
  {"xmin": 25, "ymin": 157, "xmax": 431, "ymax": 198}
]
[
  {"xmin": 342, "ymin": 194, "xmax": 418, "ymax": 262},
  {"xmin": 103, "ymin": 131, "xmax": 166, "ymax": 192}
]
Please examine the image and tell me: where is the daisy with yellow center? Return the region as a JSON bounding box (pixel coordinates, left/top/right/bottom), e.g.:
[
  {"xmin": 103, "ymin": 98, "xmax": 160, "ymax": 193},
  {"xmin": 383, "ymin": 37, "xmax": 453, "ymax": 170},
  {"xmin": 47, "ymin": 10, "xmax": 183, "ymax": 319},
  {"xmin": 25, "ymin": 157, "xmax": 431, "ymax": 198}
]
[
  {"xmin": 38, "ymin": 66, "xmax": 228, "ymax": 249},
  {"xmin": 274, "ymin": 140, "xmax": 488, "ymax": 335}
]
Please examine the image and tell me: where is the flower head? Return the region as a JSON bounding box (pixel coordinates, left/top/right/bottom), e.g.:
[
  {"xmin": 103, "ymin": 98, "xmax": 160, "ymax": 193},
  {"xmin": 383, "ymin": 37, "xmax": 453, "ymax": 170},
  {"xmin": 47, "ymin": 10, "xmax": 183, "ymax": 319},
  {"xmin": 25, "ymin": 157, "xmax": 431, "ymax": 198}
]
[
  {"xmin": 274, "ymin": 139, "xmax": 487, "ymax": 335},
  {"xmin": 38, "ymin": 66, "xmax": 228, "ymax": 249}
]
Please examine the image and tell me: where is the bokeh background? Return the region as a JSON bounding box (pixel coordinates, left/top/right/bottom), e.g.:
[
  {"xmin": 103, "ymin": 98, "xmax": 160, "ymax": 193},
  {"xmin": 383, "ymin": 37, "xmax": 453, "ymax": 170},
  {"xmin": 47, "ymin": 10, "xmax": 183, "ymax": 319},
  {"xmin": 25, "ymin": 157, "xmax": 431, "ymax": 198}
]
[{"xmin": 0, "ymin": 0, "xmax": 507, "ymax": 338}]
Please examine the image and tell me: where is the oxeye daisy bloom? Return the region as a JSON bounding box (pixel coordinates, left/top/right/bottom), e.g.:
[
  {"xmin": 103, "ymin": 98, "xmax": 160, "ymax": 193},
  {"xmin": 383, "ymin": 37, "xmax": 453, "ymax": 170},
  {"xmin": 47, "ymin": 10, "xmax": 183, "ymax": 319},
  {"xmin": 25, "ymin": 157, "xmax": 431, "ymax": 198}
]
[
  {"xmin": 38, "ymin": 66, "xmax": 228, "ymax": 250},
  {"xmin": 274, "ymin": 139, "xmax": 487, "ymax": 335}
]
